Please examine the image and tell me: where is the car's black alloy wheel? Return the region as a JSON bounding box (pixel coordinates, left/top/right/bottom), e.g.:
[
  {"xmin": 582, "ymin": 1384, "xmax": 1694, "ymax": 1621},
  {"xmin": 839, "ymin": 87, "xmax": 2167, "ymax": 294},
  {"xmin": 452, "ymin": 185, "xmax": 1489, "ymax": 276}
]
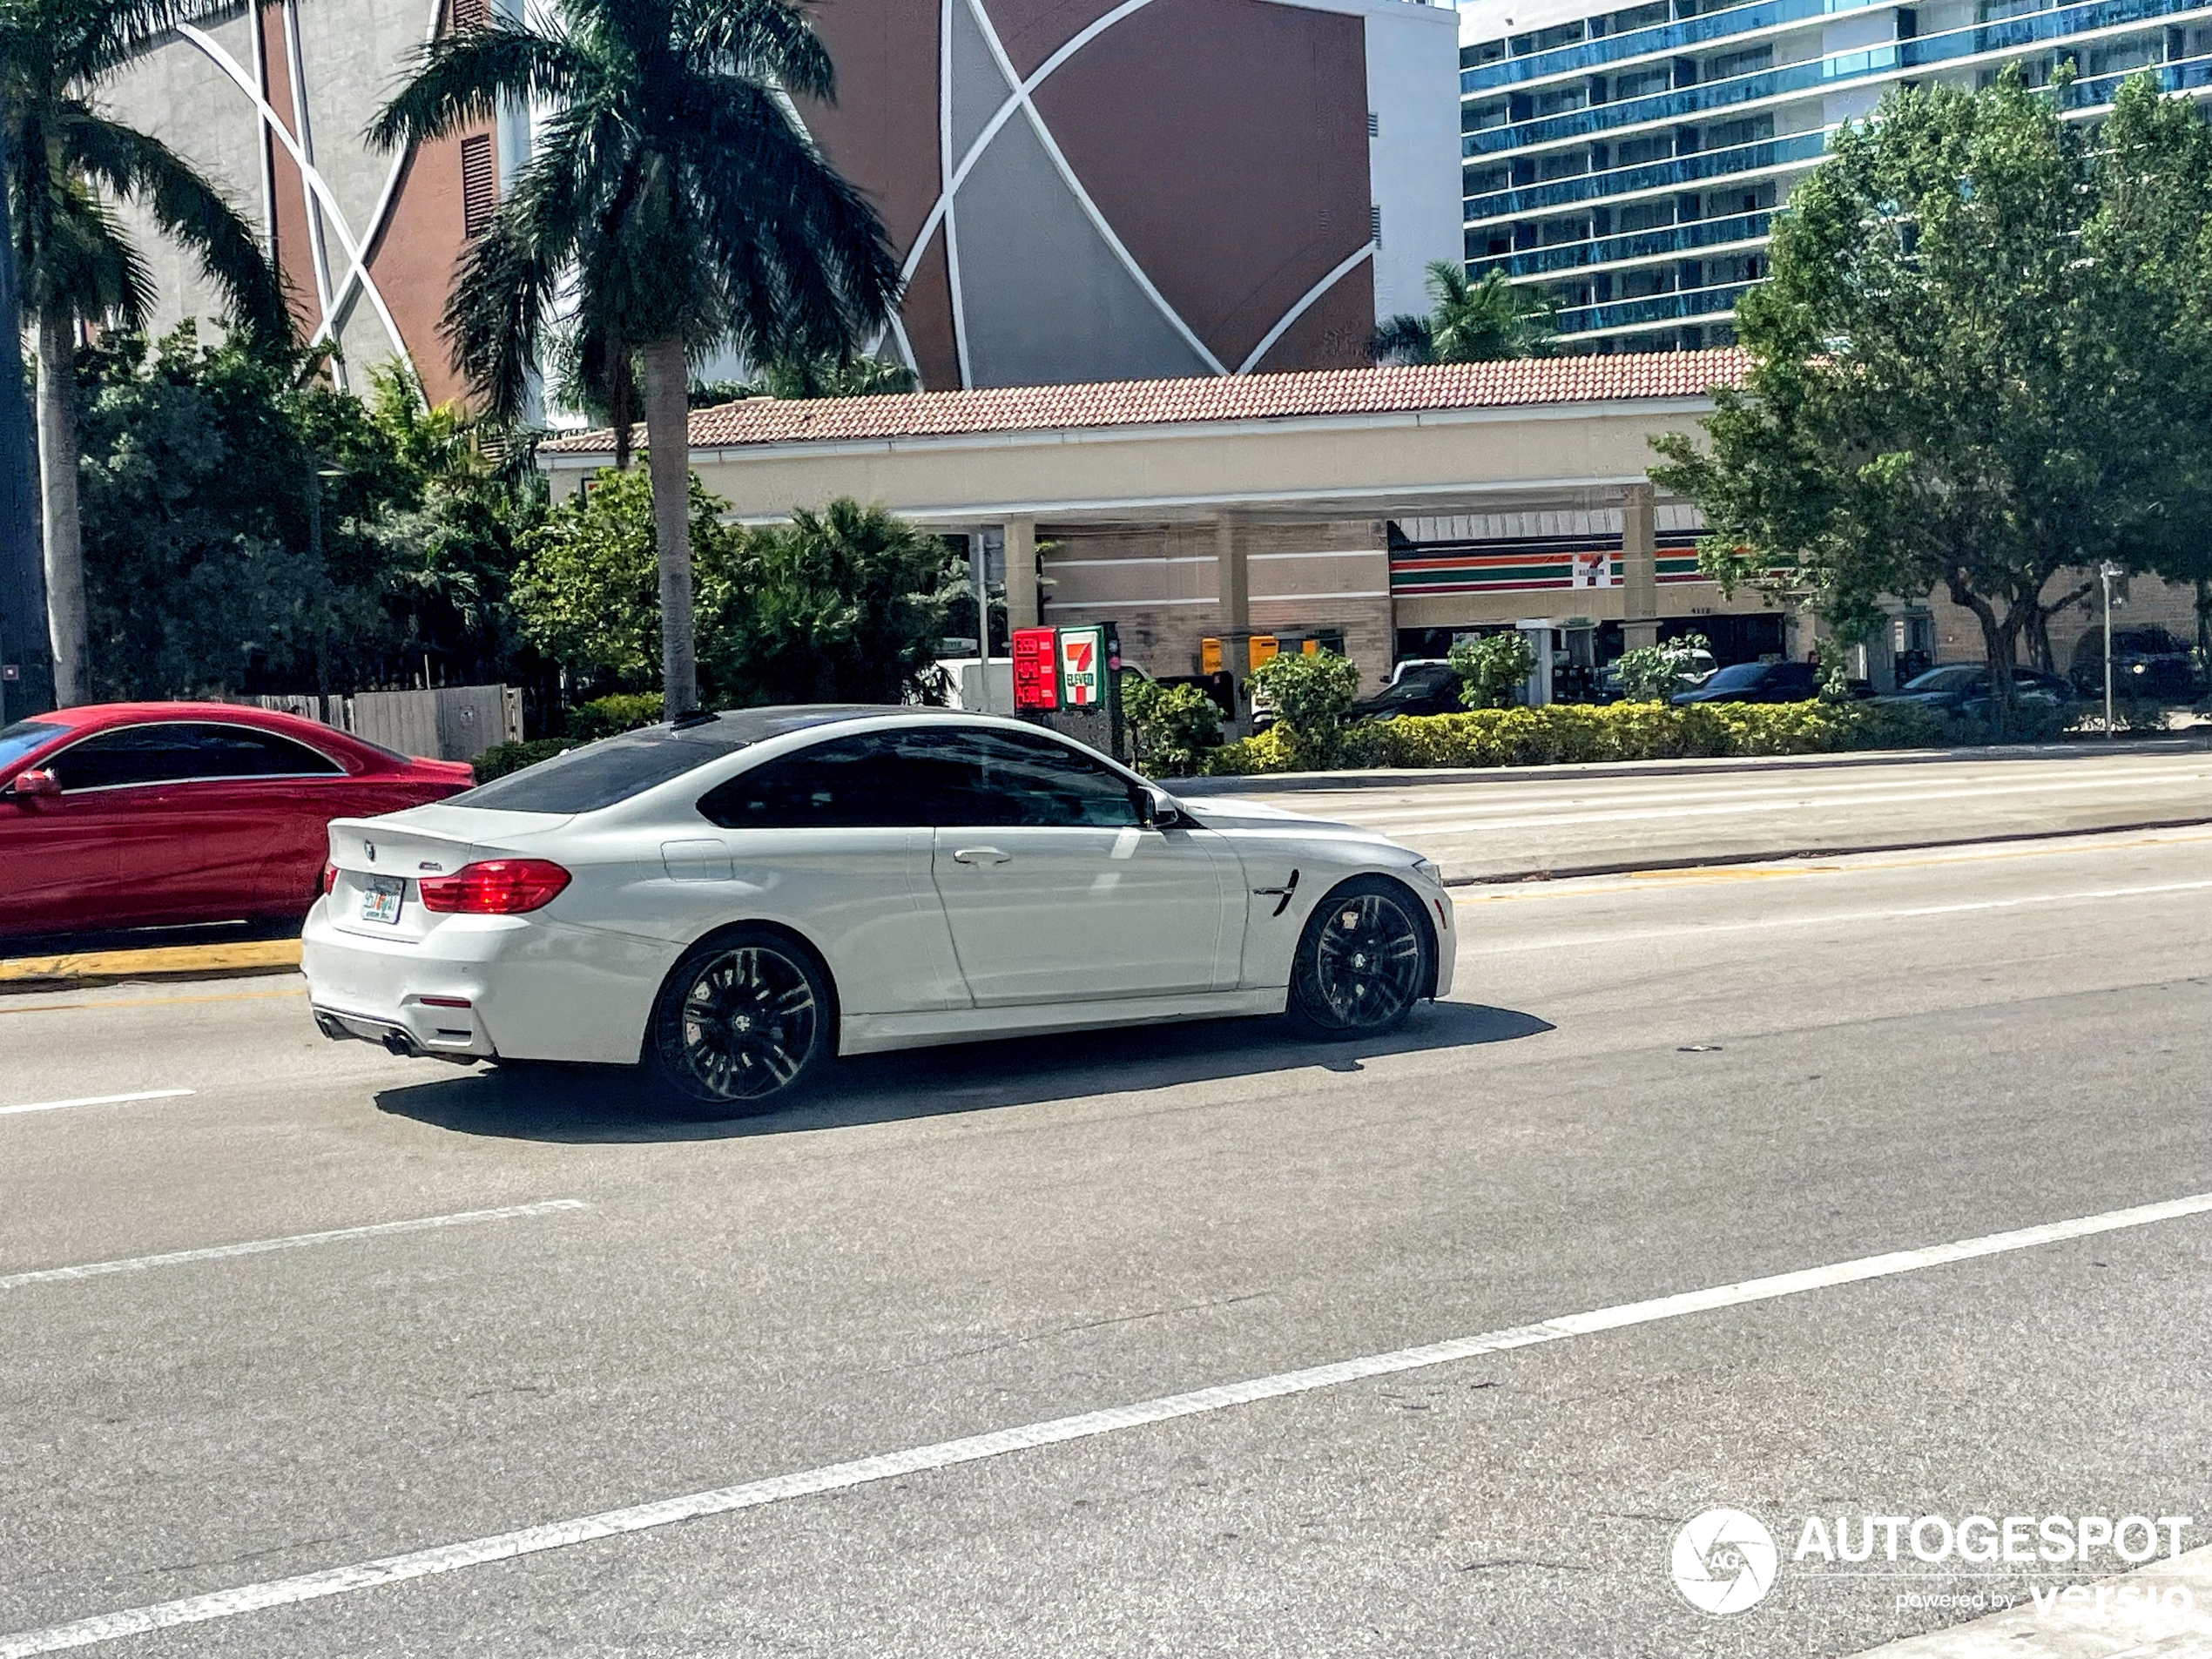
[
  {"xmin": 1288, "ymin": 876, "xmax": 1429, "ymax": 1039},
  {"xmin": 648, "ymin": 930, "xmax": 829, "ymax": 1116}
]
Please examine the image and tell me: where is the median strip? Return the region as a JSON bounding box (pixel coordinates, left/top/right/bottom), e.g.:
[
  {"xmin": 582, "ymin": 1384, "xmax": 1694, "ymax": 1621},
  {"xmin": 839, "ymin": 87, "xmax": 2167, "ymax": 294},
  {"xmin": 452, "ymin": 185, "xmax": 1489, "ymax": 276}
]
[
  {"xmin": 7, "ymin": 1188, "xmax": 2211, "ymax": 1656},
  {"xmin": 0, "ymin": 939, "xmax": 302, "ymax": 994}
]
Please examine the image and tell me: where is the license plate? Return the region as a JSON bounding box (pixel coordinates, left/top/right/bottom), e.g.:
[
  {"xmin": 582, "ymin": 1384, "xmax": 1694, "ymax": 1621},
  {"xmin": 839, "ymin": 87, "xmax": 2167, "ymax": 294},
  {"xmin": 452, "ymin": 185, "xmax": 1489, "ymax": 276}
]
[{"xmin": 359, "ymin": 874, "xmax": 405, "ymax": 925}]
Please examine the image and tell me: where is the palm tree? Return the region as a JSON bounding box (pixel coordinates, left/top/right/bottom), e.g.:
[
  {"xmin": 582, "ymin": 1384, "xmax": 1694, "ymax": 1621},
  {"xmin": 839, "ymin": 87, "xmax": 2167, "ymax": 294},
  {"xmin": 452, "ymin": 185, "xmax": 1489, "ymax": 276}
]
[
  {"xmin": 373, "ymin": 0, "xmax": 901, "ymax": 717},
  {"xmin": 1372, "ymin": 260, "xmax": 1555, "ymax": 365},
  {"xmin": 2, "ymin": 0, "xmax": 288, "ymax": 705}
]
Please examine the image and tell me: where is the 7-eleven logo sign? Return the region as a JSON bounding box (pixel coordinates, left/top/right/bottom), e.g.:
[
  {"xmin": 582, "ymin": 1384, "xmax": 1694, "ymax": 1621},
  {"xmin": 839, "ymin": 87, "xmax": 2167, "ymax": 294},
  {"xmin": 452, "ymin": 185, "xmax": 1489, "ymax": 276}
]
[{"xmin": 1058, "ymin": 625, "xmax": 1106, "ymax": 707}]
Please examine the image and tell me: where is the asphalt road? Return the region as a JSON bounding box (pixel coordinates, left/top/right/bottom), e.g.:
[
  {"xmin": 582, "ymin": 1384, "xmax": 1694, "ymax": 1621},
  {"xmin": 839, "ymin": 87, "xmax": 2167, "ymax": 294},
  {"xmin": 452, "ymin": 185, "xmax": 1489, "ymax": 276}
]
[
  {"xmin": 4, "ymin": 823, "xmax": 2211, "ymax": 1657},
  {"xmin": 1220, "ymin": 744, "xmax": 2212, "ymax": 880}
]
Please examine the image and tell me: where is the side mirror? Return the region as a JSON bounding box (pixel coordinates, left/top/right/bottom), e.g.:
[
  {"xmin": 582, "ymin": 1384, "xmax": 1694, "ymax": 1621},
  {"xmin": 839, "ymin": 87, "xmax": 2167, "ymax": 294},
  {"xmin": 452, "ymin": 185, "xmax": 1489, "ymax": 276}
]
[
  {"xmin": 1138, "ymin": 786, "xmax": 1187, "ymax": 829},
  {"xmin": 5, "ymin": 768, "xmax": 58, "ymax": 800}
]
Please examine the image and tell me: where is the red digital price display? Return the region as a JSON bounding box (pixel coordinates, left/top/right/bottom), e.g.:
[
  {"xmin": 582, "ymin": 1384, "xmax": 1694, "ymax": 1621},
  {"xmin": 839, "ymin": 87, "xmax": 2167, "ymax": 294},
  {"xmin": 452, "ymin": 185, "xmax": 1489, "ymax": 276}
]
[{"xmin": 1012, "ymin": 627, "xmax": 1059, "ymax": 710}]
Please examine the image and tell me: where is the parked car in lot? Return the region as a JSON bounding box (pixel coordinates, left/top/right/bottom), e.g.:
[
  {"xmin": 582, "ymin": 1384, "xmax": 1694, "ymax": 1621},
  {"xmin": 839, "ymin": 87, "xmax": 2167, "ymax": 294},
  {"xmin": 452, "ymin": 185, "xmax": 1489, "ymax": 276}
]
[
  {"xmin": 1350, "ymin": 661, "xmax": 1466, "ymax": 720},
  {"xmin": 303, "ymin": 706, "xmax": 1453, "ymax": 1116},
  {"xmin": 1876, "ymin": 664, "xmax": 2074, "ymax": 720},
  {"xmin": 0, "ymin": 703, "xmax": 473, "ymax": 938},
  {"xmin": 2068, "ymin": 626, "xmax": 2196, "ymax": 699},
  {"xmin": 1669, "ymin": 660, "xmax": 1818, "ymax": 705}
]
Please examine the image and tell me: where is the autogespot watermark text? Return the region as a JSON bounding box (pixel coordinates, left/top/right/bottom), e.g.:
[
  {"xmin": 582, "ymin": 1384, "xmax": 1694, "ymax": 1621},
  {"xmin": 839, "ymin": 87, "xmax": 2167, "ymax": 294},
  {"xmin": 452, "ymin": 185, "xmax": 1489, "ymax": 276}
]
[{"xmin": 1670, "ymin": 1508, "xmax": 2197, "ymax": 1618}]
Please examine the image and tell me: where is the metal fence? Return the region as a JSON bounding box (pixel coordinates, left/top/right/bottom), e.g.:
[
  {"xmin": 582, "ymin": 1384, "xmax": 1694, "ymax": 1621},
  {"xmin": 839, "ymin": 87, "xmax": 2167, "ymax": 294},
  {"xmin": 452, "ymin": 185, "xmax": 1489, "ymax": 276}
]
[{"xmin": 234, "ymin": 685, "xmax": 523, "ymax": 761}]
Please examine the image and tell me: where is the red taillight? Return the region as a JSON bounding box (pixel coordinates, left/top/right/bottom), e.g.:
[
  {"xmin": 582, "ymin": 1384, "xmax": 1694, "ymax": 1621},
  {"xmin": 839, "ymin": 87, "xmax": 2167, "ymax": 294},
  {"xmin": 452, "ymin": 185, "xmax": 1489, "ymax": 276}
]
[
  {"xmin": 416, "ymin": 859, "xmax": 570, "ymax": 914},
  {"xmin": 321, "ymin": 861, "xmax": 338, "ymax": 895}
]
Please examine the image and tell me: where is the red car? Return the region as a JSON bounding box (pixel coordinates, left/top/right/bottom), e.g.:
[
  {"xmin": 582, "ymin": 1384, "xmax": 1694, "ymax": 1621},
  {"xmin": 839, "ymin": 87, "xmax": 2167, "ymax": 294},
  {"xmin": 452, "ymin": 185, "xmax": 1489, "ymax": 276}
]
[{"xmin": 0, "ymin": 703, "xmax": 474, "ymax": 939}]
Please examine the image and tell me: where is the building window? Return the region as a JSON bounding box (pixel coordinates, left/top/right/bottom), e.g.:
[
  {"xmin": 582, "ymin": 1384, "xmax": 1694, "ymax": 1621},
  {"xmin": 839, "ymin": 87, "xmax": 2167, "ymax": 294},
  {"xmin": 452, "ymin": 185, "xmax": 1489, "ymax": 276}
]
[{"xmin": 461, "ymin": 132, "xmax": 497, "ymax": 236}]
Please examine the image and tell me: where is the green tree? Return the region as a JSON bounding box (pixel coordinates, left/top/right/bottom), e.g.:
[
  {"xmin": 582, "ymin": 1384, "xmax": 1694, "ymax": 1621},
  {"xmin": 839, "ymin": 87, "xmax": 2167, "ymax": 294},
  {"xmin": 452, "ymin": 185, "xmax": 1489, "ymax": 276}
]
[
  {"xmin": 1448, "ymin": 631, "xmax": 1534, "ymax": 708},
  {"xmin": 510, "ymin": 464, "xmax": 738, "ymax": 689},
  {"xmin": 1249, "ymin": 650, "xmax": 1360, "ymax": 768},
  {"xmin": 1372, "ymin": 261, "xmax": 1554, "ymax": 364},
  {"xmin": 3, "ymin": 0, "xmax": 287, "ymax": 704},
  {"xmin": 1649, "ymin": 71, "xmax": 2202, "ymax": 734},
  {"xmin": 708, "ymin": 498, "xmax": 957, "ymax": 705},
  {"xmin": 75, "ymin": 326, "xmax": 368, "ymax": 698},
  {"xmin": 372, "ymin": 0, "xmax": 902, "ymax": 719}
]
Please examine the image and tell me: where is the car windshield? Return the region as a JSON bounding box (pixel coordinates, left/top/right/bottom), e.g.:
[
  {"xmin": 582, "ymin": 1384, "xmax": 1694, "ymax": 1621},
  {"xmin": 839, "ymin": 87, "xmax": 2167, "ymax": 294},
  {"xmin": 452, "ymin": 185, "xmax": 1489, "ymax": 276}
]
[
  {"xmin": 1700, "ymin": 664, "xmax": 1768, "ymax": 691},
  {"xmin": 452, "ymin": 725, "xmax": 761, "ymax": 814},
  {"xmin": 0, "ymin": 718, "xmax": 64, "ymax": 773},
  {"xmin": 1902, "ymin": 666, "xmax": 1984, "ymax": 692}
]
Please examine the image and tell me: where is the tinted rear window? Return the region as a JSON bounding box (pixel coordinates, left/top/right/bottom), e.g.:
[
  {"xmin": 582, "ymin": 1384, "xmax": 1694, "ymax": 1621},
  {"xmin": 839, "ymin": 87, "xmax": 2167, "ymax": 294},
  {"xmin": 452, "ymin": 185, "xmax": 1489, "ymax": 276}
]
[{"xmin": 453, "ymin": 727, "xmax": 756, "ymax": 814}]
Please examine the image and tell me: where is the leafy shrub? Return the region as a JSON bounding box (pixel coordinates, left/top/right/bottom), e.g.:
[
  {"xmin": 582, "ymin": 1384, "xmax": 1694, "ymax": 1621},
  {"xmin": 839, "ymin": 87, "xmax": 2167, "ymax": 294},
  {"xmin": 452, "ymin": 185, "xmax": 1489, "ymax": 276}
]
[
  {"xmin": 1124, "ymin": 678, "xmax": 1223, "ymax": 777},
  {"xmin": 568, "ymin": 691, "xmax": 664, "ymax": 740},
  {"xmin": 1447, "ymin": 632, "xmax": 1534, "ymax": 709},
  {"xmin": 1199, "ymin": 698, "xmax": 2061, "ymax": 775},
  {"xmin": 1249, "ymin": 651, "xmax": 1360, "ymax": 767},
  {"xmin": 1612, "ymin": 633, "xmax": 1713, "ymax": 702},
  {"xmin": 471, "ymin": 738, "xmax": 577, "ymax": 781}
]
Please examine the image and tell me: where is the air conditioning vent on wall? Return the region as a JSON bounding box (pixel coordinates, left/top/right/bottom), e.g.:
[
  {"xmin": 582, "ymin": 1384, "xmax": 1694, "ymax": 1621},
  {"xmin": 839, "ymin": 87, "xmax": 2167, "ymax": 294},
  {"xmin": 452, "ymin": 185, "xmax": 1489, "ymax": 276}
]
[{"xmin": 1370, "ymin": 205, "xmax": 1383, "ymax": 245}]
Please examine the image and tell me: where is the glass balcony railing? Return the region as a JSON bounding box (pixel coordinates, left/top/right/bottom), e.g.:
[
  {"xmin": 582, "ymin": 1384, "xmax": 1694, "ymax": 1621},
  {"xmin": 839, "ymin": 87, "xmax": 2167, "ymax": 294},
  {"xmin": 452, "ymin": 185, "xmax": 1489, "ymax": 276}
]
[
  {"xmin": 1461, "ymin": 0, "xmax": 1882, "ymax": 91},
  {"xmin": 1466, "ymin": 0, "xmax": 2212, "ymax": 158},
  {"xmin": 1466, "ymin": 130, "xmax": 1827, "ymax": 219},
  {"xmin": 2061, "ymin": 47, "xmax": 2212, "ymax": 103},
  {"xmin": 1551, "ymin": 281, "xmax": 1753, "ymax": 334},
  {"xmin": 1464, "ymin": 45, "xmax": 1897, "ymax": 156},
  {"xmin": 1467, "ymin": 212, "xmax": 1774, "ymax": 278}
]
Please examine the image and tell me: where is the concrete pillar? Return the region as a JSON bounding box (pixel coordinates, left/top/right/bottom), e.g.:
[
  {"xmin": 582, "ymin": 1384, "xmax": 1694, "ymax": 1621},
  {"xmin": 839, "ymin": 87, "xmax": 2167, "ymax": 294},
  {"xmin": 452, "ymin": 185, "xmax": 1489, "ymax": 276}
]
[
  {"xmin": 1621, "ymin": 483, "xmax": 1659, "ymax": 651},
  {"xmin": 1216, "ymin": 514, "xmax": 1252, "ymax": 733},
  {"xmin": 1003, "ymin": 516, "xmax": 1038, "ymax": 631}
]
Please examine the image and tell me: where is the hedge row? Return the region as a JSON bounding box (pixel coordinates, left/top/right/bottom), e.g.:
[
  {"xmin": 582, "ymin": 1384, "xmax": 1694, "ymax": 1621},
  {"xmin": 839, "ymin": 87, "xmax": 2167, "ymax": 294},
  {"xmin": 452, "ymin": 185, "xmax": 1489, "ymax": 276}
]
[{"xmin": 1196, "ymin": 698, "xmax": 2066, "ymax": 776}]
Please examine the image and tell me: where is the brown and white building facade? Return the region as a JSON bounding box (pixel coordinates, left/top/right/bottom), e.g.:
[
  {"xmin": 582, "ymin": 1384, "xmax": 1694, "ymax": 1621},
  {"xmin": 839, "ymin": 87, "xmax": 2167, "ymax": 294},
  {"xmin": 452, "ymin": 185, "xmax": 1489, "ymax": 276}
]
[{"xmin": 112, "ymin": 0, "xmax": 1460, "ymax": 402}]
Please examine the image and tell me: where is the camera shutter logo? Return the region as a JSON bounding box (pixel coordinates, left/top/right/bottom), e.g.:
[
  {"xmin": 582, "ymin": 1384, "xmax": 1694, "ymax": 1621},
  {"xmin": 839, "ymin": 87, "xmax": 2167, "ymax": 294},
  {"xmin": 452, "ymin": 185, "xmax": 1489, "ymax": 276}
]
[{"xmin": 1672, "ymin": 1508, "xmax": 1778, "ymax": 1615}]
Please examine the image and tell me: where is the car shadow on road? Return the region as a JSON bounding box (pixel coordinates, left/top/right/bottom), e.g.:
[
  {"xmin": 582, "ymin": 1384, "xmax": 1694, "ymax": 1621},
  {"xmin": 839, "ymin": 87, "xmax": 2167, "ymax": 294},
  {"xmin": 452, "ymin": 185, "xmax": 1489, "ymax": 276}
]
[{"xmin": 371, "ymin": 999, "xmax": 1554, "ymax": 1144}]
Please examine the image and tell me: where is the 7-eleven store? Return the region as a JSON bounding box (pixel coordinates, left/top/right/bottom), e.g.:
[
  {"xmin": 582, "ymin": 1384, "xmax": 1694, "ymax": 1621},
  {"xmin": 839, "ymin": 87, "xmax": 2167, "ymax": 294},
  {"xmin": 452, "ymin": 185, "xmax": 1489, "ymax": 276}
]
[{"xmin": 540, "ymin": 347, "xmax": 1791, "ymax": 700}]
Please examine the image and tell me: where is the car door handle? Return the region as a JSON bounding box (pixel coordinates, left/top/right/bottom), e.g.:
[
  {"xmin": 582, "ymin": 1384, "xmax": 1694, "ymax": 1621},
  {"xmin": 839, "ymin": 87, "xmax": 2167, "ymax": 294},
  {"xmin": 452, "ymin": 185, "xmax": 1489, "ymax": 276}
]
[{"xmin": 951, "ymin": 846, "xmax": 1012, "ymax": 866}]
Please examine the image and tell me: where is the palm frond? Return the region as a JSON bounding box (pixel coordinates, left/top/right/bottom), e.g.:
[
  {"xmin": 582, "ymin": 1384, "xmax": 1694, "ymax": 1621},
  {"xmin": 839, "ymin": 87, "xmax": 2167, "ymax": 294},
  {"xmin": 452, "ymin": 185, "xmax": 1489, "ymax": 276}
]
[
  {"xmin": 1369, "ymin": 313, "xmax": 1436, "ymax": 366},
  {"xmin": 51, "ymin": 0, "xmax": 234, "ymax": 81},
  {"xmin": 57, "ymin": 105, "xmax": 287, "ymax": 335},
  {"xmin": 35, "ymin": 172, "xmax": 157, "ymax": 327},
  {"xmin": 676, "ymin": 0, "xmax": 835, "ymax": 100},
  {"xmin": 368, "ymin": 23, "xmax": 595, "ymax": 151}
]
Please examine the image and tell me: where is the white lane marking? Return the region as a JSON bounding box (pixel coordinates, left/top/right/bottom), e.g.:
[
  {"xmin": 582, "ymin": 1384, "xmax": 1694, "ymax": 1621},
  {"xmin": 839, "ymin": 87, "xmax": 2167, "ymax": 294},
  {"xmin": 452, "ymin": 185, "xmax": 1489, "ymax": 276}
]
[
  {"xmin": 8, "ymin": 1190, "xmax": 2211, "ymax": 1656},
  {"xmin": 1345, "ymin": 770, "xmax": 2212, "ymax": 835},
  {"xmin": 0, "ymin": 1201, "xmax": 589, "ymax": 1291},
  {"xmin": 0, "ymin": 1089, "xmax": 194, "ymax": 1118},
  {"xmin": 1453, "ymin": 878, "xmax": 2212, "ymax": 950}
]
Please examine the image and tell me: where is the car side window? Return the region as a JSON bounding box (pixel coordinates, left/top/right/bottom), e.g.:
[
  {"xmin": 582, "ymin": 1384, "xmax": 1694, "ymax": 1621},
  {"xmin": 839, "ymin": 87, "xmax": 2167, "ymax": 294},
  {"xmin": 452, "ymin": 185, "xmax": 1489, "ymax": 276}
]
[
  {"xmin": 927, "ymin": 728, "xmax": 1142, "ymax": 829},
  {"xmin": 697, "ymin": 733, "xmax": 937, "ymax": 829},
  {"xmin": 185, "ymin": 725, "xmax": 343, "ymax": 779},
  {"xmin": 45, "ymin": 723, "xmax": 341, "ymax": 792}
]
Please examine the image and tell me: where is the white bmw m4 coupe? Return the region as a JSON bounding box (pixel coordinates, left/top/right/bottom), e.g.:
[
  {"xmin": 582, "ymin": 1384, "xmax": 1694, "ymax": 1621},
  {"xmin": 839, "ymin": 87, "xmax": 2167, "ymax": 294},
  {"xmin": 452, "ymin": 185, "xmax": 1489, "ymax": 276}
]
[{"xmin": 302, "ymin": 706, "xmax": 1453, "ymax": 1116}]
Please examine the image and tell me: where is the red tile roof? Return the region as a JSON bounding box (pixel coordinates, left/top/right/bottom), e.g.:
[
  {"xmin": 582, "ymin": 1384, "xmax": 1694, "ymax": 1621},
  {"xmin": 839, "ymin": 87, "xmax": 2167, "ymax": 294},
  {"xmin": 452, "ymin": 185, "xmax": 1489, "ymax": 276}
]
[{"xmin": 542, "ymin": 348, "xmax": 1750, "ymax": 455}]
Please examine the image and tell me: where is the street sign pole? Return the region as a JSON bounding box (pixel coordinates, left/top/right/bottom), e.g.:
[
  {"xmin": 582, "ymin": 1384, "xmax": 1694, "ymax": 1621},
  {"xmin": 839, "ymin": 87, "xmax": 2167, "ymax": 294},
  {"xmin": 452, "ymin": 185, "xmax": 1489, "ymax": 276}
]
[
  {"xmin": 2099, "ymin": 562, "xmax": 2121, "ymax": 739},
  {"xmin": 0, "ymin": 127, "xmax": 54, "ymax": 718}
]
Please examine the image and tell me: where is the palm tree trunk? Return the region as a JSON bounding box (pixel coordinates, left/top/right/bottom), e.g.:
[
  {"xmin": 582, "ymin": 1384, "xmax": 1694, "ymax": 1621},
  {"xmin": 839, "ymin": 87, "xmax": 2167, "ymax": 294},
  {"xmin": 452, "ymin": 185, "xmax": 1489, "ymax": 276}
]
[
  {"xmin": 641, "ymin": 334, "xmax": 696, "ymax": 717},
  {"xmin": 34, "ymin": 308, "xmax": 86, "ymax": 705}
]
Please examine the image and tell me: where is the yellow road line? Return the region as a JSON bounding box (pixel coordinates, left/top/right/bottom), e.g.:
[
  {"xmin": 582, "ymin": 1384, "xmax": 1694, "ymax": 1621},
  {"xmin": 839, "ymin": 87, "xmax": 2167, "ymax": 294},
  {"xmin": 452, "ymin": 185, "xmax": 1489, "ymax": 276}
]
[{"xmin": 0, "ymin": 939, "xmax": 301, "ymax": 984}]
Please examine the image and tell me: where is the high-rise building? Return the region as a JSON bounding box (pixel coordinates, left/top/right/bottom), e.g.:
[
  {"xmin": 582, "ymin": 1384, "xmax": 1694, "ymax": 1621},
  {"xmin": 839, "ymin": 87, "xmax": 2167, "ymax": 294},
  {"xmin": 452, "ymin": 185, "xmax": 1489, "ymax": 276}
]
[
  {"xmin": 107, "ymin": 0, "xmax": 1461, "ymax": 401},
  {"xmin": 1457, "ymin": 0, "xmax": 2212, "ymax": 352}
]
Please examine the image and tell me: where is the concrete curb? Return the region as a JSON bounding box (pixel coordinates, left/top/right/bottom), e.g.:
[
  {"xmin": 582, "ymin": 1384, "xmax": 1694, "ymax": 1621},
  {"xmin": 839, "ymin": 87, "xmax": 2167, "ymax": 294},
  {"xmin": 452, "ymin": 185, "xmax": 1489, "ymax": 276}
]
[
  {"xmin": 1172, "ymin": 736, "xmax": 2211, "ymax": 796},
  {"xmin": 0, "ymin": 939, "xmax": 302, "ymax": 995}
]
